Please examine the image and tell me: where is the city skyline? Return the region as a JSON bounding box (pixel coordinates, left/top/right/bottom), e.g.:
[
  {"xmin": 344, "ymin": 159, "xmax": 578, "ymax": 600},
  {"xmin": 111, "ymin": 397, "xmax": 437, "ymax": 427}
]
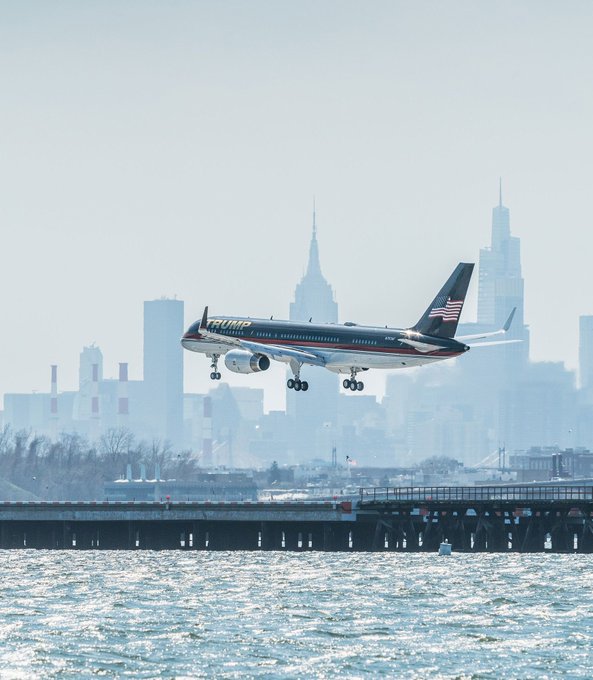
[
  {"xmin": 2, "ymin": 2, "xmax": 593, "ymax": 414},
  {"xmin": 3, "ymin": 185, "xmax": 593, "ymax": 469},
  {"xmin": 0, "ymin": 184, "xmax": 590, "ymax": 416}
]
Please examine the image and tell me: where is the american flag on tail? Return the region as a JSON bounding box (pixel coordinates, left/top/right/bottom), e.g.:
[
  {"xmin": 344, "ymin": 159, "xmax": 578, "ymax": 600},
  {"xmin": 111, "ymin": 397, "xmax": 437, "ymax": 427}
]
[{"xmin": 428, "ymin": 296, "xmax": 464, "ymax": 322}]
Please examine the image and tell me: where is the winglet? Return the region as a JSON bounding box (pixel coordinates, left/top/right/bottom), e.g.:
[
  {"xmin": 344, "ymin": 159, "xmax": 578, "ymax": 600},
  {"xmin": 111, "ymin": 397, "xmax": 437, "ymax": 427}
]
[
  {"xmin": 503, "ymin": 307, "xmax": 516, "ymax": 332},
  {"xmin": 200, "ymin": 306, "xmax": 209, "ymax": 330}
]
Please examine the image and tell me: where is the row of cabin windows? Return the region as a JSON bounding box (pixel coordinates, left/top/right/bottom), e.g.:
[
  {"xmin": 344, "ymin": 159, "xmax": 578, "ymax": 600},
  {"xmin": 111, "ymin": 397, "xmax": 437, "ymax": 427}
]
[
  {"xmin": 215, "ymin": 327, "xmax": 380, "ymax": 346},
  {"xmin": 352, "ymin": 338, "xmax": 378, "ymax": 345},
  {"xmin": 216, "ymin": 329, "xmax": 380, "ymax": 345},
  {"xmin": 278, "ymin": 333, "xmax": 339, "ymax": 342}
]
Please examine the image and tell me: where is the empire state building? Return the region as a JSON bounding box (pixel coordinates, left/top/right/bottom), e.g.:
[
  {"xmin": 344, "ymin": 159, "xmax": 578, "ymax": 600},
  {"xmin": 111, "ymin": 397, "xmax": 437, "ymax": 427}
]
[
  {"xmin": 287, "ymin": 210, "xmax": 339, "ymax": 458},
  {"xmin": 290, "ymin": 216, "xmax": 338, "ymax": 325}
]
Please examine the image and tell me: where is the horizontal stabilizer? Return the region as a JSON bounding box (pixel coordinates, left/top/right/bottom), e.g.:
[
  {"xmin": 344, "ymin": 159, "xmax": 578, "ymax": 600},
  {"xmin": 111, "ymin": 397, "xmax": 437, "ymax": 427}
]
[
  {"xmin": 456, "ymin": 307, "xmax": 517, "ymax": 342},
  {"xmin": 468, "ymin": 339, "xmax": 522, "ymax": 348}
]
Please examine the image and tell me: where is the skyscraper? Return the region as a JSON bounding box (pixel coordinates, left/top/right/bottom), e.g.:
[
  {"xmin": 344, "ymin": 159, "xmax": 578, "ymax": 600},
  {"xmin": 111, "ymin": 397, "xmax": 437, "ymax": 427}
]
[
  {"xmin": 477, "ymin": 181, "xmax": 526, "ymax": 333},
  {"xmin": 579, "ymin": 316, "xmax": 593, "ymax": 391},
  {"xmin": 290, "ymin": 214, "xmax": 338, "ymax": 325},
  {"xmin": 143, "ymin": 298, "xmax": 184, "ymax": 448},
  {"xmin": 287, "ymin": 210, "xmax": 339, "ymax": 460},
  {"xmin": 445, "ymin": 184, "xmax": 531, "ymax": 460}
]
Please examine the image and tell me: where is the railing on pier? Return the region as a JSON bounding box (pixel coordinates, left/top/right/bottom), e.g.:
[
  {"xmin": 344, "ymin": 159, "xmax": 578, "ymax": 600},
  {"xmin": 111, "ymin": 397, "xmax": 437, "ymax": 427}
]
[{"xmin": 359, "ymin": 486, "xmax": 593, "ymax": 504}]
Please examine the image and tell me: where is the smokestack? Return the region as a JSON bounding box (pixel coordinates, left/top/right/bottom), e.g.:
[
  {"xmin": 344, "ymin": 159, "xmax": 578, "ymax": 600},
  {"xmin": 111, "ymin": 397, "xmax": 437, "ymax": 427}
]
[
  {"xmin": 50, "ymin": 365, "xmax": 58, "ymax": 439},
  {"xmin": 202, "ymin": 396, "xmax": 213, "ymax": 467},
  {"xmin": 117, "ymin": 362, "xmax": 129, "ymax": 425}
]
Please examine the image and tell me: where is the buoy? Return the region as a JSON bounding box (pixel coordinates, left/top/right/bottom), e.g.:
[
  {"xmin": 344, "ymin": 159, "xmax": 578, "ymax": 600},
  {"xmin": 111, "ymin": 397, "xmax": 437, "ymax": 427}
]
[{"xmin": 438, "ymin": 540, "xmax": 452, "ymax": 556}]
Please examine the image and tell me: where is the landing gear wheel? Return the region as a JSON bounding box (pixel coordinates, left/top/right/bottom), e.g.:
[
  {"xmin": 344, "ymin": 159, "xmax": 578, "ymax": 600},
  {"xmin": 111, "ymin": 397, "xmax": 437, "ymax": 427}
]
[
  {"xmin": 349, "ymin": 381, "xmax": 357, "ymax": 391},
  {"xmin": 301, "ymin": 381, "xmax": 309, "ymax": 392},
  {"xmin": 294, "ymin": 380, "xmax": 302, "ymax": 391},
  {"xmin": 343, "ymin": 379, "xmax": 351, "ymax": 389},
  {"xmin": 287, "ymin": 379, "xmax": 295, "ymax": 389},
  {"xmin": 209, "ymin": 355, "xmax": 221, "ymax": 381},
  {"xmin": 356, "ymin": 381, "xmax": 364, "ymax": 391}
]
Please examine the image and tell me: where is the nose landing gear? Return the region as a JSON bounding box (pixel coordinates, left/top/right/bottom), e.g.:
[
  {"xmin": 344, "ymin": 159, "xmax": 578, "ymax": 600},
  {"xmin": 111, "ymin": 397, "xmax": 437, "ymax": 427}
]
[
  {"xmin": 209, "ymin": 355, "xmax": 222, "ymax": 381},
  {"xmin": 343, "ymin": 368, "xmax": 364, "ymax": 392}
]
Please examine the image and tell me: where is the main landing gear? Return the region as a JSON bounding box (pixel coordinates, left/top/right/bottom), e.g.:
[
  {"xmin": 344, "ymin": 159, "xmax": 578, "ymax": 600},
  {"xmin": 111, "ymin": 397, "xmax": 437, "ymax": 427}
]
[
  {"xmin": 287, "ymin": 377, "xmax": 309, "ymax": 392},
  {"xmin": 209, "ymin": 355, "xmax": 221, "ymax": 381},
  {"xmin": 343, "ymin": 369, "xmax": 364, "ymax": 392},
  {"xmin": 287, "ymin": 363, "xmax": 308, "ymax": 392}
]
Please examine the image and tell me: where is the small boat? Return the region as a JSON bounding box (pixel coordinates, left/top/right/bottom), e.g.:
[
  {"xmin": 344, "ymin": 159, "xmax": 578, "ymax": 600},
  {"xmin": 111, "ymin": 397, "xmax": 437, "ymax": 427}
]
[{"xmin": 438, "ymin": 540, "xmax": 452, "ymax": 556}]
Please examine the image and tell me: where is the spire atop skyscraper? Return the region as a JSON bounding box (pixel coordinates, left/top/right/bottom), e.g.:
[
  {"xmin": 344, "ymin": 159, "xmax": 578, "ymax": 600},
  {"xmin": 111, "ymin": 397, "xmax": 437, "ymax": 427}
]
[
  {"xmin": 288, "ymin": 204, "xmax": 339, "ymax": 448},
  {"xmin": 478, "ymin": 184, "xmax": 524, "ymax": 329},
  {"xmin": 306, "ymin": 203, "xmax": 322, "ymax": 278},
  {"xmin": 290, "ymin": 203, "xmax": 338, "ymax": 323}
]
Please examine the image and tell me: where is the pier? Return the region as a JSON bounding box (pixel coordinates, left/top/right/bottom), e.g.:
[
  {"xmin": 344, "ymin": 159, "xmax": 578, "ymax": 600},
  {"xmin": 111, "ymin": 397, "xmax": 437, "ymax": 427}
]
[{"xmin": 1, "ymin": 486, "xmax": 593, "ymax": 552}]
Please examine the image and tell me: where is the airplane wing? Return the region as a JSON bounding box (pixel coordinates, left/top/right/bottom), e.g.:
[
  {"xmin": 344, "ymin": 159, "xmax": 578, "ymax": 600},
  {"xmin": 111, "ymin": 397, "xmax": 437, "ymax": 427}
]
[
  {"xmin": 240, "ymin": 341, "xmax": 326, "ymax": 367},
  {"xmin": 456, "ymin": 308, "xmax": 516, "ymax": 343},
  {"xmin": 198, "ymin": 307, "xmax": 326, "ymax": 367}
]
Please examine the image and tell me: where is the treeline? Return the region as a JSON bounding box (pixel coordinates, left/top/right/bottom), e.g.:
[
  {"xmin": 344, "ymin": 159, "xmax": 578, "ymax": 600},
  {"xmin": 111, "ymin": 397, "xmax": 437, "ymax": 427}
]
[{"xmin": 0, "ymin": 426, "xmax": 200, "ymax": 501}]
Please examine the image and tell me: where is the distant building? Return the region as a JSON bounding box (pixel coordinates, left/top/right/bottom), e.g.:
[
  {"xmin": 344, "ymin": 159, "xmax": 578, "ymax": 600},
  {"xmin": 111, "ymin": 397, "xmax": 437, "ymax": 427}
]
[
  {"xmin": 73, "ymin": 345, "xmax": 103, "ymax": 439},
  {"xmin": 2, "ymin": 393, "xmax": 50, "ymax": 433},
  {"xmin": 287, "ymin": 210, "xmax": 339, "ymax": 460},
  {"xmin": 510, "ymin": 446, "xmax": 593, "ymax": 483},
  {"xmin": 469, "ymin": 181, "xmax": 530, "ymax": 376},
  {"xmin": 500, "ymin": 362, "xmax": 577, "ymax": 451},
  {"xmin": 453, "ymin": 184, "xmax": 532, "ymax": 459},
  {"xmin": 478, "ymin": 182, "xmax": 525, "ymax": 329},
  {"xmin": 143, "ymin": 298, "xmax": 184, "ymax": 448},
  {"xmin": 104, "ymin": 470, "xmax": 258, "ymax": 502},
  {"xmin": 579, "ymin": 316, "xmax": 593, "ymax": 391},
  {"xmin": 249, "ymin": 410, "xmax": 293, "ymax": 464},
  {"xmin": 2, "ymin": 299, "xmax": 186, "ymax": 448}
]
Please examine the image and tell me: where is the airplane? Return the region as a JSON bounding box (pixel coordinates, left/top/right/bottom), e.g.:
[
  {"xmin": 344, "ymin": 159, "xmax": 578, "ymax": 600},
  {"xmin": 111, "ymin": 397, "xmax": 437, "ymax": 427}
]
[{"xmin": 181, "ymin": 262, "xmax": 518, "ymax": 393}]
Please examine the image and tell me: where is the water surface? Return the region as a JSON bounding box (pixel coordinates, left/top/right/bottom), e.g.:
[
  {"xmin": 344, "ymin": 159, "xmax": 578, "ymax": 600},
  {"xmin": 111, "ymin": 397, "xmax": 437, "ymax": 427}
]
[{"xmin": 1, "ymin": 551, "xmax": 592, "ymax": 678}]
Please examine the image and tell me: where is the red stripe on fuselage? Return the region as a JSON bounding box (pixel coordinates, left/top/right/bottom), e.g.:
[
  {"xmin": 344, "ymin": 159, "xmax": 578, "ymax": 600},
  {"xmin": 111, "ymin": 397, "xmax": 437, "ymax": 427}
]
[{"xmin": 183, "ymin": 333, "xmax": 460, "ymax": 357}]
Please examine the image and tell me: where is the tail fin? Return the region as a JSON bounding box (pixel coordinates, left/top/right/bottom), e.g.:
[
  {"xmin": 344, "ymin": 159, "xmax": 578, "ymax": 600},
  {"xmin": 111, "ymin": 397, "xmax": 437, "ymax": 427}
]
[{"xmin": 412, "ymin": 262, "xmax": 474, "ymax": 338}]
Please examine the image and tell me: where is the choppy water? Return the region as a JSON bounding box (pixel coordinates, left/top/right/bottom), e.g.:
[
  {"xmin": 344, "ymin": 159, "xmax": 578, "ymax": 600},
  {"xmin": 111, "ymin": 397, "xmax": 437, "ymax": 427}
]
[{"xmin": 1, "ymin": 552, "xmax": 593, "ymax": 678}]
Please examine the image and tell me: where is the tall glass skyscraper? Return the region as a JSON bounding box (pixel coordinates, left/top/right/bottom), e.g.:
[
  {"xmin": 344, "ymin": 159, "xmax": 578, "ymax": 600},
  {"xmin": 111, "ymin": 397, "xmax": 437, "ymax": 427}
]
[
  {"xmin": 478, "ymin": 182, "xmax": 526, "ymax": 333},
  {"xmin": 451, "ymin": 184, "xmax": 531, "ymax": 459}
]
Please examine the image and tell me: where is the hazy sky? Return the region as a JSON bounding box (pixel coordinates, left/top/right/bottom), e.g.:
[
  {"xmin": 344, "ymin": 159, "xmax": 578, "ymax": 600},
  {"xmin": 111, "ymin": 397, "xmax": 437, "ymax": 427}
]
[{"xmin": 2, "ymin": 1, "xmax": 593, "ymax": 412}]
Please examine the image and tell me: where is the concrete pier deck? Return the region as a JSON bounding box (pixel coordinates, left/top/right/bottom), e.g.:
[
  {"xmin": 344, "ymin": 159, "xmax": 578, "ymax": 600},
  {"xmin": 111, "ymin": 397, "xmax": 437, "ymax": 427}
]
[{"xmin": 2, "ymin": 487, "xmax": 593, "ymax": 552}]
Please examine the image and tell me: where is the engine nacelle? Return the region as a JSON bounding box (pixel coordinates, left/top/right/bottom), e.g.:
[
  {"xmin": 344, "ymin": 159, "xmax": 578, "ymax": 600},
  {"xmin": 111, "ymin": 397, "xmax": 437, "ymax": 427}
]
[{"xmin": 224, "ymin": 350, "xmax": 270, "ymax": 374}]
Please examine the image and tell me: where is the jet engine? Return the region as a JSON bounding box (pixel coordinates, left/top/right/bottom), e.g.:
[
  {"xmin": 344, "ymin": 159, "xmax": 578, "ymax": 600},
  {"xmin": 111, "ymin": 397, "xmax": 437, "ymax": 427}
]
[{"xmin": 224, "ymin": 350, "xmax": 270, "ymax": 374}]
